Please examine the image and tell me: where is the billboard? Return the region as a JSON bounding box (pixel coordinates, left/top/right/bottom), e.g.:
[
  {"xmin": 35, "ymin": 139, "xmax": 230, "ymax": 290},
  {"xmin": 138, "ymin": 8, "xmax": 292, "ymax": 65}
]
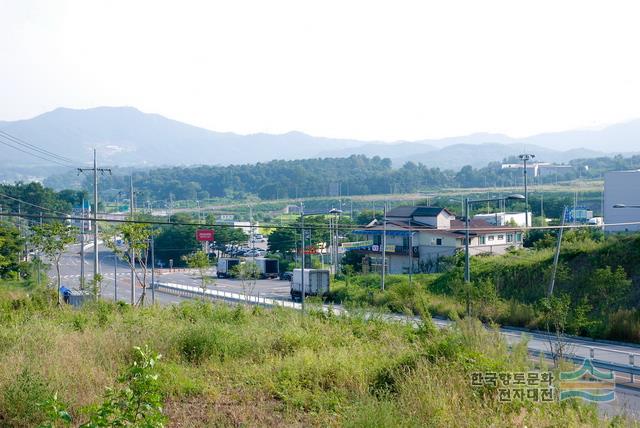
[{"xmin": 196, "ymin": 229, "xmax": 215, "ymax": 241}]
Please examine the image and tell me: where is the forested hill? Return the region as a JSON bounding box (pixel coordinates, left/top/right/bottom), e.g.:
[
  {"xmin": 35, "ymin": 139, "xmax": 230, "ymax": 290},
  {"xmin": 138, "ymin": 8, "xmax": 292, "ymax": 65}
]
[
  {"xmin": 88, "ymin": 156, "xmax": 452, "ymax": 200},
  {"xmin": 52, "ymin": 153, "xmax": 640, "ymax": 203}
]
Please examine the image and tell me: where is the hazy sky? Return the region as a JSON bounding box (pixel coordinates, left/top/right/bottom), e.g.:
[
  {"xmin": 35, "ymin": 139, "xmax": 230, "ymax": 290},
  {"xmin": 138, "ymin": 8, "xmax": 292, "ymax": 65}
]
[{"xmin": 2, "ymin": 0, "xmax": 640, "ymax": 141}]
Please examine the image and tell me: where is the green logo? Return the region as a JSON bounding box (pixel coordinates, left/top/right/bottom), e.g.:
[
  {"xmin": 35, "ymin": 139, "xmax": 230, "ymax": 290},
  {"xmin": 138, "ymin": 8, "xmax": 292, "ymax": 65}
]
[{"xmin": 559, "ymin": 359, "xmax": 615, "ymax": 402}]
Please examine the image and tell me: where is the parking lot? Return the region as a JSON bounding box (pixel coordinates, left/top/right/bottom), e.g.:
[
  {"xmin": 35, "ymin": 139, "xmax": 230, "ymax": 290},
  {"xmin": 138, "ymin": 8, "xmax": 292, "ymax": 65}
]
[{"xmin": 156, "ymin": 269, "xmax": 292, "ymax": 300}]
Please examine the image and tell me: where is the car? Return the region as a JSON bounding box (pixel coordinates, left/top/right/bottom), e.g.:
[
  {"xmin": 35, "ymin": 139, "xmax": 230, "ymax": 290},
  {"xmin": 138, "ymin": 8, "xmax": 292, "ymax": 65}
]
[{"xmin": 279, "ymin": 271, "xmax": 293, "ymax": 281}]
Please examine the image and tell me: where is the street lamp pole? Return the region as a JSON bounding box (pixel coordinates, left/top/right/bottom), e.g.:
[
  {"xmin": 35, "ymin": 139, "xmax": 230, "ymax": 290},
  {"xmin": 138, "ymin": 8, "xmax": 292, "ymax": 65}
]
[
  {"xmin": 464, "ymin": 197, "xmax": 470, "ymax": 316},
  {"xmin": 519, "ymin": 153, "xmax": 535, "ymax": 228}
]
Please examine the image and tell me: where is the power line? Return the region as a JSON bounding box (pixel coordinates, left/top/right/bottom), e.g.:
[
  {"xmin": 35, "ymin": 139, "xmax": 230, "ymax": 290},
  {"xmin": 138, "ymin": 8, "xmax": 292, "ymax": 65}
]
[
  {"xmin": 0, "ymin": 136, "xmax": 77, "ymax": 169},
  {"xmin": 2, "ymin": 211, "xmax": 640, "ymax": 232},
  {"xmin": 0, "ymin": 130, "xmax": 79, "ymax": 164},
  {"xmin": 0, "ymin": 192, "xmax": 70, "ymax": 217}
]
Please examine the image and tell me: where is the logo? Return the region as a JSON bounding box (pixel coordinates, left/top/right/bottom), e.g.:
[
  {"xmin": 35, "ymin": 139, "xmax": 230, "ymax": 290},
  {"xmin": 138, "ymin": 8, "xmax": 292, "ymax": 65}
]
[{"xmin": 559, "ymin": 359, "xmax": 615, "ymax": 402}]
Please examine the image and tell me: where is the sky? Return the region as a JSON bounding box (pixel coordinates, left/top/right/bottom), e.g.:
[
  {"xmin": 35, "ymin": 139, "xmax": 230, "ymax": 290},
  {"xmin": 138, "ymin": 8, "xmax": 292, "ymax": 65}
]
[{"xmin": 1, "ymin": 0, "xmax": 640, "ymax": 142}]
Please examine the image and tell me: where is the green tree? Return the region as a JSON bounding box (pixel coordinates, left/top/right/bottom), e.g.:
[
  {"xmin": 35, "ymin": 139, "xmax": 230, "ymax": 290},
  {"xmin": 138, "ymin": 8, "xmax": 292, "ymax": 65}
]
[
  {"xmin": 31, "ymin": 222, "xmax": 77, "ymax": 305},
  {"xmin": 153, "ymin": 213, "xmax": 198, "ymax": 268},
  {"xmin": 589, "ymin": 266, "xmax": 631, "ymax": 315},
  {"xmin": 267, "ymin": 227, "xmax": 297, "ymax": 255},
  {"xmin": 105, "ymin": 220, "xmax": 153, "ymax": 306},
  {"xmin": 0, "ymin": 222, "xmax": 24, "ymax": 278},
  {"xmin": 83, "ymin": 346, "xmax": 166, "ymax": 427},
  {"xmin": 182, "ymin": 250, "xmax": 214, "ymax": 300},
  {"xmin": 232, "ymin": 261, "xmax": 259, "ymax": 302}
]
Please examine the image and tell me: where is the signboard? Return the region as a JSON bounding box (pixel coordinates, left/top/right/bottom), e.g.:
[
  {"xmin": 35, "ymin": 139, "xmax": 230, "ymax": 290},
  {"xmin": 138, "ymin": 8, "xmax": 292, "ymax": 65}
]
[
  {"xmin": 219, "ymin": 214, "xmax": 234, "ymax": 221},
  {"xmin": 298, "ymin": 245, "xmax": 318, "ymax": 255},
  {"xmin": 371, "ymin": 244, "xmax": 396, "ymax": 253},
  {"xmin": 341, "ymin": 240, "xmax": 374, "ymax": 250},
  {"xmin": 196, "ymin": 229, "xmax": 215, "ymax": 241}
]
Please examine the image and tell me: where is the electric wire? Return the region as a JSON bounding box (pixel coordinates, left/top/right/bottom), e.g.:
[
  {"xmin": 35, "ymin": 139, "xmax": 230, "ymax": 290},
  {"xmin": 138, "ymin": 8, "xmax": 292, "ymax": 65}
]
[
  {"xmin": 0, "ymin": 136, "xmax": 77, "ymax": 169},
  {"xmin": 0, "ymin": 130, "xmax": 79, "ymax": 164},
  {"xmin": 1, "ymin": 211, "xmax": 639, "ymax": 233}
]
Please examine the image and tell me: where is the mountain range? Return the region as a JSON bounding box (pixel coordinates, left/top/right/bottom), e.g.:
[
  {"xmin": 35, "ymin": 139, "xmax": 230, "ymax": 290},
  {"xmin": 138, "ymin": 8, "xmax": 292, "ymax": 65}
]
[{"xmin": 1, "ymin": 106, "xmax": 639, "ymax": 181}]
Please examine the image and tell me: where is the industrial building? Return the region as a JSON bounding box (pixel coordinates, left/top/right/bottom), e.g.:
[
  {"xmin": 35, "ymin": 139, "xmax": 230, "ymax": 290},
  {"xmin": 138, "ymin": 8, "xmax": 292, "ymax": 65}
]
[{"xmin": 604, "ymin": 170, "xmax": 640, "ymax": 232}]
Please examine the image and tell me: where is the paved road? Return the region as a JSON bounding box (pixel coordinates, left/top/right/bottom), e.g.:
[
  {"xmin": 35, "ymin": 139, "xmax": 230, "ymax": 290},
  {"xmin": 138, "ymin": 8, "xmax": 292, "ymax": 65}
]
[
  {"xmin": 51, "ymin": 243, "xmax": 640, "ymax": 419},
  {"xmin": 55, "ymin": 243, "xmax": 291, "ymax": 305}
]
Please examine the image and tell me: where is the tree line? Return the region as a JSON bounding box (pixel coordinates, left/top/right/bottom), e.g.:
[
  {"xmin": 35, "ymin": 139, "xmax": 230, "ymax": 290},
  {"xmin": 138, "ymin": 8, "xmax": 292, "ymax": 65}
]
[{"xmin": 62, "ymin": 153, "xmax": 640, "ymax": 203}]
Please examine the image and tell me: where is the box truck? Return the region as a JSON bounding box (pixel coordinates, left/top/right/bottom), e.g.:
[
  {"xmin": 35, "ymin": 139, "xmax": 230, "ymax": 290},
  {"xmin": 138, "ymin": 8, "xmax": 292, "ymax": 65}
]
[
  {"xmin": 290, "ymin": 269, "xmax": 330, "ymax": 300},
  {"xmin": 255, "ymin": 257, "xmax": 279, "ymax": 279},
  {"xmin": 216, "ymin": 258, "xmax": 240, "ymax": 278}
]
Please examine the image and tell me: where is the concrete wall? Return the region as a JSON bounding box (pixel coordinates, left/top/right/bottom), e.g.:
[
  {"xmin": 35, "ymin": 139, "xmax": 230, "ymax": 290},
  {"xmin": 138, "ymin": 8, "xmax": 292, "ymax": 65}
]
[{"xmin": 604, "ymin": 171, "xmax": 640, "ymax": 232}]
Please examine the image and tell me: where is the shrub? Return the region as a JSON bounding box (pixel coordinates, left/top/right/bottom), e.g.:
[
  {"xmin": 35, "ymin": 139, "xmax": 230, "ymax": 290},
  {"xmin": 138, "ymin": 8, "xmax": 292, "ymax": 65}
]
[{"xmin": 1, "ymin": 367, "xmax": 53, "ymax": 426}]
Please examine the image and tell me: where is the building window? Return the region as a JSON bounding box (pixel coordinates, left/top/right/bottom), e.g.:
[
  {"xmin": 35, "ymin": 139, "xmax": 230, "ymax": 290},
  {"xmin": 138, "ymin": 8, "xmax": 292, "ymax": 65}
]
[
  {"xmin": 515, "ymin": 232, "xmax": 522, "ymax": 242},
  {"xmin": 373, "ymin": 235, "xmax": 382, "ymax": 245},
  {"xmin": 479, "ymin": 236, "xmax": 486, "ymax": 245},
  {"xmin": 488, "ymin": 235, "xmax": 495, "ymax": 241},
  {"xmin": 436, "ymin": 238, "xmax": 442, "ymax": 246},
  {"xmin": 497, "ymin": 234, "xmax": 504, "ymax": 240},
  {"xmin": 507, "ymin": 234, "xmax": 513, "ymax": 243}
]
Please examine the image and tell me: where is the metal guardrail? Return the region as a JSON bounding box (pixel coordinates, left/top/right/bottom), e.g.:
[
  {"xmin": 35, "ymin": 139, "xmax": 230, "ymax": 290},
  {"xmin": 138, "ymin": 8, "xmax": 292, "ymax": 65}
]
[{"xmin": 528, "ymin": 348, "xmax": 640, "ymax": 383}]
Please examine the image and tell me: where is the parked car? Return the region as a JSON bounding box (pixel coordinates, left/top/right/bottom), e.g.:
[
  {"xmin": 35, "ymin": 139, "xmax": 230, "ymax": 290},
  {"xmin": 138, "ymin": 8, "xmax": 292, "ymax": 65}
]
[{"xmin": 279, "ymin": 271, "xmax": 293, "ymax": 281}]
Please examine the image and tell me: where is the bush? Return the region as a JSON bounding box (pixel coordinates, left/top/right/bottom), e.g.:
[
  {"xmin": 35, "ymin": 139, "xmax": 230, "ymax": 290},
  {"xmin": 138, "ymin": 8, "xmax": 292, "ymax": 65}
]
[
  {"xmin": 1, "ymin": 368, "xmax": 53, "ymax": 426},
  {"xmin": 177, "ymin": 323, "xmax": 253, "ymax": 364}
]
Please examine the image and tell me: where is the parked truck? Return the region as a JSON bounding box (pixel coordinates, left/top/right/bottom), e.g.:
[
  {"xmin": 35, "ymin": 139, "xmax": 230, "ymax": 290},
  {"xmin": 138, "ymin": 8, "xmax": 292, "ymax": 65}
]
[
  {"xmin": 290, "ymin": 269, "xmax": 330, "ymax": 300},
  {"xmin": 255, "ymin": 257, "xmax": 279, "ymax": 279},
  {"xmin": 216, "ymin": 258, "xmax": 240, "ymax": 278}
]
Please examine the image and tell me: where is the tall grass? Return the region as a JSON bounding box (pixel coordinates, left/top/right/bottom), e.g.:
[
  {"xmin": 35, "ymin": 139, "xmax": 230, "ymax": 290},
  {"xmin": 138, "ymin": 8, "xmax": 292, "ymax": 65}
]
[{"xmin": 0, "ymin": 290, "xmax": 619, "ymax": 427}]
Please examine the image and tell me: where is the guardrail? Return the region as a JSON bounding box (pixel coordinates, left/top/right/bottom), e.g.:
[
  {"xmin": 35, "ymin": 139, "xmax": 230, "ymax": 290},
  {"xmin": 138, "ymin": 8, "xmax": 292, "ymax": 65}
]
[{"xmin": 501, "ymin": 330, "xmax": 640, "ymax": 383}]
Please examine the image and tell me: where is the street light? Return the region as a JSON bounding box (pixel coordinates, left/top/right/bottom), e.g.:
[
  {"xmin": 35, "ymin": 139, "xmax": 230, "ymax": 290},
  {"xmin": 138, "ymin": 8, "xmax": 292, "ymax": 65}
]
[
  {"xmin": 329, "ymin": 208, "xmax": 343, "ymax": 275},
  {"xmin": 464, "ymin": 194, "xmax": 525, "ymax": 315},
  {"xmin": 518, "ymin": 154, "xmax": 535, "ymax": 228}
]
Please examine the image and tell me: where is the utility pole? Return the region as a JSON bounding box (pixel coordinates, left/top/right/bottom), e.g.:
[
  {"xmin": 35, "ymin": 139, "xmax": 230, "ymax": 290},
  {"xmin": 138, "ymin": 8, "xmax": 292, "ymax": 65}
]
[
  {"xmin": 381, "ymin": 203, "xmax": 387, "ymax": 291},
  {"xmin": 408, "ymin": 228, "xmax": 414, "ymax": 286},
  {"xmin": 114, "ymin": 235, "xmax": 118, "ymax": 302},
  {"xmin": 300, "ymin": 202, "xmax": 305, "ymax": 314},
  {"xmin": 130, "ymin": 175, "xmax": 135, "ymax": 305},
  {"xmin": 151, "ymin": 234, "xmax": 156, "ymax": 305},
  {"xmin": 518, "ymin": 153, "xmax": 535, "ymax": 228},
  {"xmin": 80, "ymin": 198, "xmax": 85, "ymax": 289},
  {"xmin": 77, "ymin": 149, "xmax": 111, "ymax": 280},
  {"xmin": 548, "ymin": 207, "xmax": 568, "ymax": 296}
]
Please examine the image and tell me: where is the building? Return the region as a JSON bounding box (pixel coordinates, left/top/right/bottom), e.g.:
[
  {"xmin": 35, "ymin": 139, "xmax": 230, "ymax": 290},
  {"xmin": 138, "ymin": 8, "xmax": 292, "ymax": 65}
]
[
  {"xmin": 501, "ymin": 162, "xmax": 574, "ymax": 177},
  {"xmin": 604, "ymin": 170, "xmax": 640, "ymax": 233},
  {"xmin": 473, "ymin": 212, "xmax": 531, "ymax": 227},
  {"xmin": 349, "ymin": 206, "xmax": 524, "ymax": 274}
]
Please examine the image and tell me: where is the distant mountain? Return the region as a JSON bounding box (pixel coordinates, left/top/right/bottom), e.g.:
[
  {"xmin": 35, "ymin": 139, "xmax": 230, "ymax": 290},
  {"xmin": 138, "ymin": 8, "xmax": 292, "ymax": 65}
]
[
  {"xmin": 391, "ymin": 143, "xmax": 606, "ymax": 169},
  {"xmin": 1, "ymin": 106, "xmax": 639, "ymax": 180},
  {"xmin": 0, "ymin": 107, "xmax": 367, "ymax": 169}
]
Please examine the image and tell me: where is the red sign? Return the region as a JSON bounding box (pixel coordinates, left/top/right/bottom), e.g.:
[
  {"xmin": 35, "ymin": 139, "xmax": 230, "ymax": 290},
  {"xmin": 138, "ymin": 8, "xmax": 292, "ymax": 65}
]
[
  {"xmin": 298, "ymin": 245, "xmax": 318, "ymax": 255},
  {"xmin": 196, "ymin": 229, "xmax": 215, "ymax": 241}
]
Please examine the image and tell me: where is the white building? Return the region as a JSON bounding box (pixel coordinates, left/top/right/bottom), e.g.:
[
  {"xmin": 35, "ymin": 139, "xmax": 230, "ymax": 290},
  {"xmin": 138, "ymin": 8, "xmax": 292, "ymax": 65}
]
[
  {"xmin": 350, "ymin": 206, "xmax": 524, "ymax": 274},
  {"xmin": 604, "ymin": 170, "xmax": 640, "ymax": 232},
  {"xmin": 473, "ymin": 212, "xmax": 531, "ymax": 227}
]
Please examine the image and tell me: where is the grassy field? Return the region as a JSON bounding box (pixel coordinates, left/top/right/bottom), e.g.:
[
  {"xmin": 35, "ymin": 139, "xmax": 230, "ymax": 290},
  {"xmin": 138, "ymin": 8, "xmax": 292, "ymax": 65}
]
[
  {"xmin": 163, "ymin": 177, "xmax": 605, "ymax": 222},
  {"xmin": 0, "ymin": 284, "xmax": 622, "ymax": 427}
]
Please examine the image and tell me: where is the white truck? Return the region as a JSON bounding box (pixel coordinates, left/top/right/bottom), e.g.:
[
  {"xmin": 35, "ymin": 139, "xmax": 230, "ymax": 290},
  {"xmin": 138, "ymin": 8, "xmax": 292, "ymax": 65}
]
[
  {"xmin": 255, "ymin": 257, "xmax": 279, "ymax": 279},
  {"xmin": 216, "ymin": 258, "xmax": 240, "ymax": 278},
  {"xmin": 290, "ymin": 269, "xmax": 330, "ymax": 300}
]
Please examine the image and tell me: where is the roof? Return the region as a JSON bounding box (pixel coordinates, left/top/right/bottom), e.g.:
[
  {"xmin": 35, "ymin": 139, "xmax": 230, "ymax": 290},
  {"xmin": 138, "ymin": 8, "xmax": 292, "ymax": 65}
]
[{"xmin": 386, "ymin": 206, "xmax": 453, "ymax": 218}]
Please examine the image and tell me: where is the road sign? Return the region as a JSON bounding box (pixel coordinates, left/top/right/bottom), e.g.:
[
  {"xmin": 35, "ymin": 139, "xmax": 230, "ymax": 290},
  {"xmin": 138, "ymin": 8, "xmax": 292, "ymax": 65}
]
[{"xmin": 196, "ymin": 229, "xmax": 215, "ymax": 241}]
